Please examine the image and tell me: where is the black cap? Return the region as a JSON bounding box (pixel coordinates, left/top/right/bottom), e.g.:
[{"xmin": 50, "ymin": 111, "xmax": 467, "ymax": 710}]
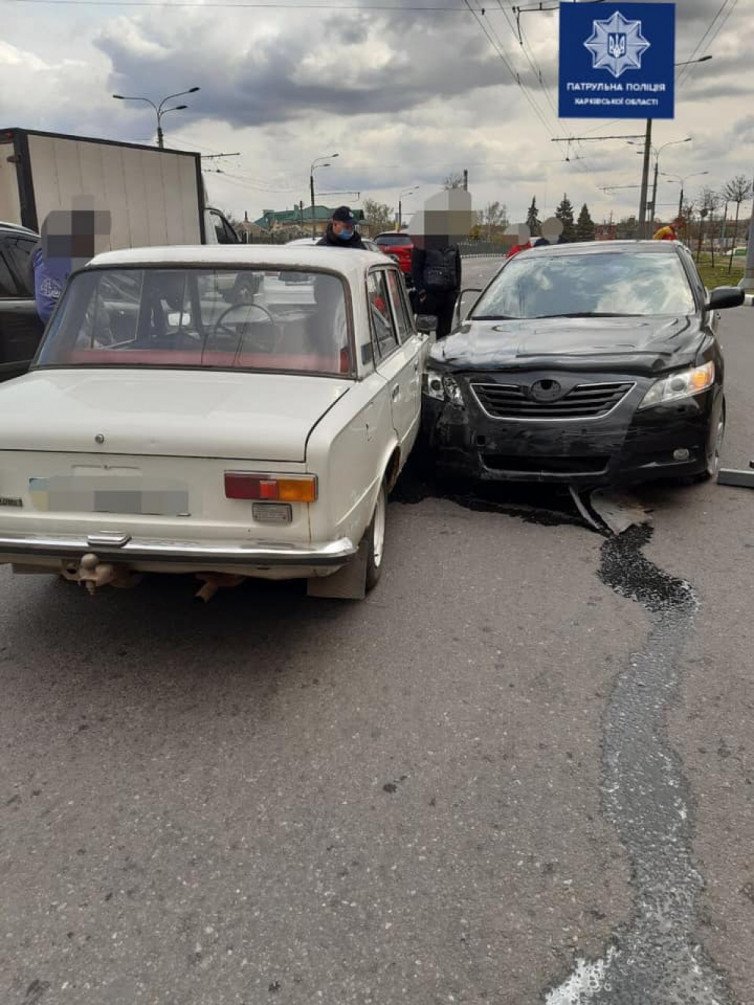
[{"xmin": 332, "ymin": 205, "xmax": 355, "ymax": 223}]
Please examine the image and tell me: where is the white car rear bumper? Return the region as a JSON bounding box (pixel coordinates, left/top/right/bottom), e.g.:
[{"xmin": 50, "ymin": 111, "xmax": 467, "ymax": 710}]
[{"xmin": 0, "ymin": 532, "xmax": 356, "ymax": 567}]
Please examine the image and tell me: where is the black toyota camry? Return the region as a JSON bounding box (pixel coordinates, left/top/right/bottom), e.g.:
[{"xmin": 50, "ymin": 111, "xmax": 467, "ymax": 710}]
[{"xmin": 421, "ymin": 240, "xmax": 744, "ymax": 487}]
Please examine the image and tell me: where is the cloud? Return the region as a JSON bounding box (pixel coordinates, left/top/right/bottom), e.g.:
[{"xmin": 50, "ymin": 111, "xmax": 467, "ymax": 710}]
[{"xmin": 96, "ymin": 6, "xmax": 510, "ymax": 131}]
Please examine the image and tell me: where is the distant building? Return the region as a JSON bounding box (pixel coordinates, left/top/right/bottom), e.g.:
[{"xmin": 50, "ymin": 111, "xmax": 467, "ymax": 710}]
[
  {"xmin": 594, "ymin": 222, "xmax": 618, "ymax": 241},
  {"xmin": 235, "ymin": 212, "xmax": 270, "ymax": 243},
  {"xmin": 253, "ymin": 205, "xmax": 366, "ymax": 239}
]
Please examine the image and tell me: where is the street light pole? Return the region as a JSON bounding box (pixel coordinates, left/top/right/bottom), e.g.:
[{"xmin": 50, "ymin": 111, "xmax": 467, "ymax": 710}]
[
  {"xmin": 659, "ymin": 170, "xmax": 709, "ymax": 227},
  {"xmin": 309, "ymin": 153, "xmax": 338, "ymax": 240},
  {"xmin": 397, "ymin": 186, "xmax": 418, "ymax": 231},
  {"xmin": 112, "ymin": 86, "xmax": 200, "ymax": 149},
  {"xmin": 740, "ymin": 175, "xmax": 754, "ymax": 292},
  {"xmin": 637, "ymin": 55, "xmax": 711, "ymax": 237},
  {"xmin": 648, "ymin": 137, "xmax": 691, "ymax": 223},
  {"xmin": 638, "ymin": 118, "xmax": 653, "ymax": 238}
]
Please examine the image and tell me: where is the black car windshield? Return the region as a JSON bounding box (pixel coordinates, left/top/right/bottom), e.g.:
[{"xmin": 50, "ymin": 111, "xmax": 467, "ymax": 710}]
[
  {"xmin": 471, "ymin": 251, "xmax": 696, "ymax": 320},
  {"xmin": 36, "ymin": 267, "xmax": 353, "ymax": 376}
]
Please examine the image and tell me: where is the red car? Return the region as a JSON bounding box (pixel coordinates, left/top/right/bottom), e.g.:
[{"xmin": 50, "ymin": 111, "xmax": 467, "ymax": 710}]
[{"xmin": 374, "ymin": 232, "xmax": 414, "ymax": 285}]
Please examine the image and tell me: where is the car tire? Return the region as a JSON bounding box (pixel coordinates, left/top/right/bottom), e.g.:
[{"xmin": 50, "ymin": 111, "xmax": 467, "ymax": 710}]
[
  {"xmin": 695, "ymin": 398, "xmax": 726, "ymax": 483},
  {"xmin": 364, "ymin": 480, "xmax": 387, "ymax": 592}
]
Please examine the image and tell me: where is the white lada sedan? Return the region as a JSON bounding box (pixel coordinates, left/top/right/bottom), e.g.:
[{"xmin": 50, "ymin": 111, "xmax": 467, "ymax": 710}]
[{"xmin": 0, "ymin": 246, "xmax": 427, "ymax": 600}]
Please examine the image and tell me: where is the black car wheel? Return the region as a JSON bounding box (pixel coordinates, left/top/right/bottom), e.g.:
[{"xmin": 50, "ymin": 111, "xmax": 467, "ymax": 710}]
[
  {"xmin": 689, "ymin": 397, "xmax": 726, "ymax": 483},
  {"xmin": 702, "ymin": 398, "xmax": 726, "ymax": 481}
]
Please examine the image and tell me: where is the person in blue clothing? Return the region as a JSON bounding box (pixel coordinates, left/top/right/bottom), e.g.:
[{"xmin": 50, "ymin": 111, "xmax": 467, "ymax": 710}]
[
  {"xmin": 30, "ymin": 204, "xmax": 111, "ymax": 324},
  {"xmin": 31, "ymin": 241, "xmax": 70, "ymax": 324}
]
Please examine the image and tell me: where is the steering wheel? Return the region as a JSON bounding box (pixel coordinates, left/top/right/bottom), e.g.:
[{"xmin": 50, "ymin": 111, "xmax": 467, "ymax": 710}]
[
  {"xmin": 210, "ymin": 299, "xmax": 281, "ymax": 355},
  {"xmin": 214, "ymin": 299, "xmax": 275, "ymax": 335}
]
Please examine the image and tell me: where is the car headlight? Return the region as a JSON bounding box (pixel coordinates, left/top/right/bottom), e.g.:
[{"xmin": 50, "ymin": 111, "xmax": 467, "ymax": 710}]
[
  {"xmin": 423, "ymin": 371, "xmax": 464, "ymax": 407},
  {"xmin": 638, "ymin": 361, "xmax": 715, "ymax": 410}
]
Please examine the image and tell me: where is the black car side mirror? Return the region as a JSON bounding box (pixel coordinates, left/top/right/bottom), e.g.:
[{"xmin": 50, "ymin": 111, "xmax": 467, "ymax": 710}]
[
  {"xmin": 454, "ymin": 287, "xmax": 483, "ymax": 326},
  {"xmin": 705, "ymin": 286, "xmax": 745, "ymax": 311}
]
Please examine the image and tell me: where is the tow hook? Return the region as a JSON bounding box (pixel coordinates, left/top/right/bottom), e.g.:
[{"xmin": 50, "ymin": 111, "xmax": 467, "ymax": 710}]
[{"xmin": 62, "ymin": 553, "xmax": 142, "ymax": 594}]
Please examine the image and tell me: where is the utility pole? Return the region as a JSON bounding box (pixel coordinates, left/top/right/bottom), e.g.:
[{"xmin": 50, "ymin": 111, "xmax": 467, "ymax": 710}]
[
  {"xmin": 309, "ymin": 173, "xmax": 316, "ymax": 241},
  {"xmin": 309, "ymin": 153, "xmax": 338, "ymax": 240},
  {"xmin": 637, "ymin": 119, "xmax": 652, "ymax": 239},
  {"xmin": 463, "ymin": 169, "xmax": 468, "ymax": 191},
  {"xmin": 649, "ymin": 157, "xmax": 659, "ymax": 229},
  {"xmin": 741, "ymin": 175, "xmax": 754, "ymax": 291}
]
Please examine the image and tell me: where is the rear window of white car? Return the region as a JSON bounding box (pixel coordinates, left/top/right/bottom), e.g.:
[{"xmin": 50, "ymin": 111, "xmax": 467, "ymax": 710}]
[{"xmin": 36, "ymin": 267, "xmax": 353, "ymax": 376}]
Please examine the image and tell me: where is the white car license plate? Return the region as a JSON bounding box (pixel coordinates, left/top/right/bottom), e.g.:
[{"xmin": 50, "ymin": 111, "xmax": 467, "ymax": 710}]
[{"xmin": 29, "ymin": 476, "xmax": 190, "ymax": 516}]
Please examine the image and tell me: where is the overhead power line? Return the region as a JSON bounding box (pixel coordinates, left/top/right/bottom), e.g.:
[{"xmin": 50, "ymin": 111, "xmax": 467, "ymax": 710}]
[
  {"xmin": 490, "ymin": 0, "xmax": 596, "ymax": 176},
  {"xmin": 462, "ymin": 0, "xmax": 555, "ymax": 139},
  {"xmin": 5, "ymin": 0, "xmax": 491, "ymax": 7}
]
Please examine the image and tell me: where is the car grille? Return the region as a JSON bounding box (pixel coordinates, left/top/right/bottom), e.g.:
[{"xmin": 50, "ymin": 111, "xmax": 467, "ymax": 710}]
[{"xmin": 470, "ymin": 380, "xmax": 635, "ymax": 420}]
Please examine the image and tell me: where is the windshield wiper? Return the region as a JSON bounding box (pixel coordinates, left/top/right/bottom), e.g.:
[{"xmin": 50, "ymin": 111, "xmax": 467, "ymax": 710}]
[
  {"xmin": 471, "ymin": 314, "xmax": 519, "ymax": 320},
  {"xmin": 531, "ymin": 312, "xmax": 639, "ymax": 319}
]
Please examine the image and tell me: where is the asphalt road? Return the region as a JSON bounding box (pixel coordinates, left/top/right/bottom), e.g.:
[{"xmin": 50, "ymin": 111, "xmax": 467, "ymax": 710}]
[{"xmin": 1, "ymin": 259, "xmax": 753, "ymax": 1004}]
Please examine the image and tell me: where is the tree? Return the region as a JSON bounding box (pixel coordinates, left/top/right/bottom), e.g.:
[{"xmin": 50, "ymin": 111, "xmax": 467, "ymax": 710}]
[
  {"xmin": 575, "ymin": 203, "xmax": 595, "ymax": 242},
  {"xmin": 698, "ymin": 187, "xmax": 722, "ymax": 264},
  {"xmin": 722, "ymin": 174, "xmax": 753, "ymax": 272},
  {"xmin": 525, "ymin": 197, "xmax": 540, "ymax": 237},
  {"xmin": 555, "ymin": 194, "xmax": 575, "ymax": 241},
  {"xmin": 480, "ymin": 201, "xmax": 509, "ymax": 240},
  {"xmin": 443, "ymin": 172, "xmax": 465, "ymax": 190},
  {"xmin": 362, "ymin": 198, "xmax": 394, "ymax": 235}
]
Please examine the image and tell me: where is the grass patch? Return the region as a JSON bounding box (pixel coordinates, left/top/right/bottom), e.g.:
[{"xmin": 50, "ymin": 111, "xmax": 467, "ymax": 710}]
[{"xmin": 695, "ymin": 253, "xmax": 744, "ymax": 290}]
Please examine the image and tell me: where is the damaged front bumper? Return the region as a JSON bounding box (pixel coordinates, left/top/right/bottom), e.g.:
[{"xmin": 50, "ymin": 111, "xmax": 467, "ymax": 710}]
[{"xmin": 421, "ymin": 377, "xmax": 716, "ymax": 487}]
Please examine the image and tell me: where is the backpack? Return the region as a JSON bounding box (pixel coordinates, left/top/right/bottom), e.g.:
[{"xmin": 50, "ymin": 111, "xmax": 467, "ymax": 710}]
[{"xmin": 422, "ymin": 247, "xmax": 458, "ymax": 292}]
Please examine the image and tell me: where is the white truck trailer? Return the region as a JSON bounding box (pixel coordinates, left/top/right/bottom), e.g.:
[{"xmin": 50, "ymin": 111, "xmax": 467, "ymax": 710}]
[{"xmin": 0, "ymin": 127, "xmax": 238, "ymax": 247}]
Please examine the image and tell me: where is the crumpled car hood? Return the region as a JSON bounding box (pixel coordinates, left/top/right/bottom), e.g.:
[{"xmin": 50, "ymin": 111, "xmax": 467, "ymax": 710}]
[{"xmin": 431, "ymin": 315, "xmax": 704, "ymax": 374}]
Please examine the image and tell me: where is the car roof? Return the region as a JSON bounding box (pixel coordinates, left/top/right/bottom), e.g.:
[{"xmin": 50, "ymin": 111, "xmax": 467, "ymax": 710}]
[
  {"xmin": 520, "ymin": 239, "xmax": 682, "ymax": 259},
  {"xmin": 375, "ymin": 232, "xmax": 412, "ymax": 240},
  {"xmin": 88, "ymin": 244, "xmax": 389, "ymax": 279},
  {"xmin": 0, "ymin": 221, "xmax": 38, "ymax": 238}
]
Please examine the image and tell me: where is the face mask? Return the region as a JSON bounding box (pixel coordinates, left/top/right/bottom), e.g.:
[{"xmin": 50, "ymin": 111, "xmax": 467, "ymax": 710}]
[{"xmin": 338, "ymin": 228, "xmax": 354, "ymax": 241}]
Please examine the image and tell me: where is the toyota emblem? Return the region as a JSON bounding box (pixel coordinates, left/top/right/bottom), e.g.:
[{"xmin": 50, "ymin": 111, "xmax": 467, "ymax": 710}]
[{"xmin": 529, "ymin": 379, "xmax": 563, "ymax": 403}]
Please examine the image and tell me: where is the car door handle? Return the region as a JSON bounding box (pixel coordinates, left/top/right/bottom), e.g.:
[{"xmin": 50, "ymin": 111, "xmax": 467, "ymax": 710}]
[{"xmin": 392, "ymin": 385, "xmax": 400, "ymax": 401}]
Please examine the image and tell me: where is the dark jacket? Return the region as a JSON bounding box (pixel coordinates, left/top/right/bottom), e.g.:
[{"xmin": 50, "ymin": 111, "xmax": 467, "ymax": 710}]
[
  {"xmin": 411, "ymin": 246, "xmax": 462, "ymax": 296},
  {"xmin": 317, "ymin": 224, "xmax": 366, "ymax": 249}
]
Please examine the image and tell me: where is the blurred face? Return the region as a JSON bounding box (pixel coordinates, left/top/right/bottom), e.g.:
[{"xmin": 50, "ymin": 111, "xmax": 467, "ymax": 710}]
[{"xmin": 332, "ymin": 218, "xmax": 351, "ymax": 236}]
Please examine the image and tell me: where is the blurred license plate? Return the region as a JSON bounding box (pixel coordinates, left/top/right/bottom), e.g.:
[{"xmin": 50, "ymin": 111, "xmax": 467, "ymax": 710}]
[{"xmin": 29, "ymin": 475, "xmax": 190, "ymax": 516}]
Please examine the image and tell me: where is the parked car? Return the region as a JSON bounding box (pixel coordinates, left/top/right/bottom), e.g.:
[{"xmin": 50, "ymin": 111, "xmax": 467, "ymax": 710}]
[
  {"xmin": 422, "ymin": 240, "xmax": 744, "ymax": 486},
  {"xmin": 374, "ymin": 232, "xmax": 415, "ymax": 285},
  {"xmin": 285, "ymin": 236, "xmax": 384, "ymax": 254},
  {"xmin": 0, "ymin": 246, "xmax": 428, "ymax": 599},
  {"xmin": 0, "ymin": 222, "xmax": 45, "ymax": 380}
]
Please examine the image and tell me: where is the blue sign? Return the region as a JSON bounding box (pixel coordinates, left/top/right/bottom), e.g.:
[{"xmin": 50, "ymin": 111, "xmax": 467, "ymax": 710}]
[{"xmin": 559, "ymin": 3, "xmax": 675, "ymax": 119}]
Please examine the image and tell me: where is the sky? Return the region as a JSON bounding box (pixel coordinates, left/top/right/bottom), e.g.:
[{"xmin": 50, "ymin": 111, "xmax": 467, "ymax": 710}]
[{"xmin": 1, "ymin": 0, "xmax": 751, "ymax": 229}]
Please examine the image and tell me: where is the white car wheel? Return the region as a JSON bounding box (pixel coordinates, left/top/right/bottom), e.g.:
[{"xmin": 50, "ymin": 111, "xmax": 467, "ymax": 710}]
[{"xmin": 365, "ymin": 481, "xmax": 387, "ymax": 592}]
